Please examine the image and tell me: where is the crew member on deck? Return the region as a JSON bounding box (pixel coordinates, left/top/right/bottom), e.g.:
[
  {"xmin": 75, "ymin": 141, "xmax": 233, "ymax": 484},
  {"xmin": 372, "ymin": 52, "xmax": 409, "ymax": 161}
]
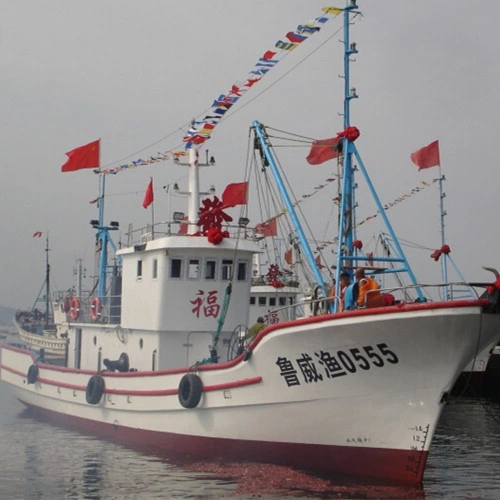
[
  {"xmin": 245, "ymin": 316, "xmax": 266, "ymax": 342},
  {"xmin": 338, "ymin": 271, "xmax": 352, "ymax": 311},
  {"xmin": 355, "ymin": 267, "xmax": 385, "ymax": 308},
  {"xmin": 331, "ymin": 271, "xmax": 352, "ymax": 311}
]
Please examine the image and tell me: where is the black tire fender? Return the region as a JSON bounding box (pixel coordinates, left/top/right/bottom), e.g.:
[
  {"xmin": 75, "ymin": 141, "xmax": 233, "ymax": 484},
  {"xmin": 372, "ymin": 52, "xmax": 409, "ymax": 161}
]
[
  {"xmin": 27, "ymin": 364, "xmax": 38, "ymax": 385},
  {"xmin": 178, "ymin": 373, "xmax": 203, "ymax": 409},
  {"xmin": 86, "ymin": 375, "xmax": 105, "ymax": 405}
]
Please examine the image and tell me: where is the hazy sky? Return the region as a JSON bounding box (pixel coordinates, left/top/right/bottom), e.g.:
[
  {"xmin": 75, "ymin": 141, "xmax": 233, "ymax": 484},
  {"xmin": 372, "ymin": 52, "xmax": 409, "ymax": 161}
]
[{"xmin": 1, "ymin": 1, "xmax": 499, "ymax": 309}]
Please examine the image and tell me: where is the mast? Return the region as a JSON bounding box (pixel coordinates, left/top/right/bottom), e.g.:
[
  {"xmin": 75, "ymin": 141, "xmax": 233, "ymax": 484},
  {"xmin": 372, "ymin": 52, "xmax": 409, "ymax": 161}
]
[
  {"xmin": 335, "ymin": 2, "xmax": 358, "ymax": 290},
  {"xmin": 92, "ymin": 171, "xmax": 119, "ymax": 305},
  {"xmin": 188, "ymin": 147, "xmax": 201, "ymax": 234},
  {"xmin": 98, "ymin": 173, "xmax": 107, "ymax": 297},
  {"xmin": 438, "ymin": 169, "xmax": 449, "ymax": 298},
  {"xmin": 333, "ymin": 2, "xmax": 425, "ymax": 307},
  {"xmin": 173, "ymin": 147, "xmax": 216, "ymax": 233},
  {"xmin": 44, "ymin": 233, "xmax": 50, "ymax": 327},
  {"xmin": 31, "ymin": 233, "xmax": 53, "ymax": 325}
]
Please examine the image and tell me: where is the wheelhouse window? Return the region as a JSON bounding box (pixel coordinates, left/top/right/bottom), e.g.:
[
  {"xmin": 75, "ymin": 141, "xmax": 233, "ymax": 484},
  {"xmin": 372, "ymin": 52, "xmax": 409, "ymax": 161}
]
[
  {"xmin": 152, "ymin": 258, "xmax": 158, "ymax": 279},
  {"xmin": 188, "ymin": 258, "xmax": 200, "ymax": 279},
  {"xmin": 258, "ymin": 297, "xmax": 266, "ymax": 306},
  {"xmin": 221, "ymin": 259, "xmax": 233, "ymax": 281},
  {"xmin": 269, "ymin": 297, "xmax": 276, "ymax": 307},
  {"xmin": 237, "ymin": 261, "xmax": 248, "ymax": 281},
  {"xmin": 137, "ymin": 260, "xmax": 143, "ymax": 278},
  {"xmin": 279, "ymin": 297, "xmax": 286, "ymax": 306},
  {"xmin": 250, "ymin": 296, "xmax": 256, "ymax": 305},
  {"xmin": 205, "ymin": 259, "xmax": 217, "ymax": 280},
  {"xmin": 170, "ymin": 258, "xmax": 182, "ymax": 279}
]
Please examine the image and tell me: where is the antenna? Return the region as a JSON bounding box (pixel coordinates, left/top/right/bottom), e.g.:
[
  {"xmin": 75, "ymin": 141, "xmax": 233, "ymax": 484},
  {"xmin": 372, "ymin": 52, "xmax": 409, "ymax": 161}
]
[{"xmin": 438, "ymin": 168, "xmax": 449, "ymax": 298}]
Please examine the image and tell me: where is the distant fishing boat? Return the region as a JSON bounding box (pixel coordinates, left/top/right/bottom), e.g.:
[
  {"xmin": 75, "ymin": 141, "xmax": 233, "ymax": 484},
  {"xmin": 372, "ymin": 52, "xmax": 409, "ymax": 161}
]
[
  {"xmin": 452, "ymin": 267, "xmax": 500, "ymax": 396},
  {"xmin": 2, "ymin": 3, "xmax": 500, "ymax": 485},
  {"xmin": 14, "ymin": 235, "xmax": 68, "ymax": 356}
]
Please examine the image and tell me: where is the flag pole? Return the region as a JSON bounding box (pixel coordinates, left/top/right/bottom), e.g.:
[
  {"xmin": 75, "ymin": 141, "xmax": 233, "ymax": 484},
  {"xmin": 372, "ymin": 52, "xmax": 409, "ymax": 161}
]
[
  {"xmin": 44, "ymin": 231, "xmax": 51, "ymax": 327},
  {"xmin": 96, "ymin": 138, "xmax": 109, "ymax": 301},
  {"xmin": 438, "ymin": 165, "xmax": 449, "ymax": 299},
  {"xmin": 151, "ymin": 177, "xmax": 155, "ymax": 240}
]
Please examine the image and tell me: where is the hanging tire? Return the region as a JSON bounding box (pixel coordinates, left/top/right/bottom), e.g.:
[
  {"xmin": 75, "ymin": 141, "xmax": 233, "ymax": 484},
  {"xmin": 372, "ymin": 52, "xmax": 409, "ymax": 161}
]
[
  {"xmin": 86, "ymin": 375, "xmax": 105, "ymax": 405},
  {"xmin": 178, "ymin": 373, "xmax": 203, "ymax": 409},
  {"xmin": 27, "ymin": 364, "xmax": 38, "ymax": 385}
]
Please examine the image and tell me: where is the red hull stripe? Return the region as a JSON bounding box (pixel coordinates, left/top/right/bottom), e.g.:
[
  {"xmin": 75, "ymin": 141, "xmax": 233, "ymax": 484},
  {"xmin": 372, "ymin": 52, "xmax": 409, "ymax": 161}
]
[
  {"xmin": 21, "ymin": 401, "xmax": 428, "ymax": 485},
  {"xmin": 104, "ymin": 376, "xmax": 262, "ymax": 396},
  {"xmin": 203, "ymin": 376, "xmax": 262, "ymax": 392},
  {"xmin": 38, "ymin": 377, "xmax": 85, "ymax": 391},
  {"xmin": 0, "ymin": 364, "xmax": 26, "ymax": 378},
  {"xmin": 104, "ymin": 387, "xmax": 178, "ymax": 396},
  {"xmin": 0, "ymin": 364, "xmax": 262, "ymax": 397}
]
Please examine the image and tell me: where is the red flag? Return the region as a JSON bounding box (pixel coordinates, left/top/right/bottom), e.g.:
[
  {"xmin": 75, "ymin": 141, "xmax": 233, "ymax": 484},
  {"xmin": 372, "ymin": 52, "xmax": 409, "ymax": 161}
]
[
  {"xmin": 255, "ymin": 218, "xmax": 277, "ymax": 237},
  {"xmin": 263, "ymin": 50, "xmax": 277, "ymax": 60},
  {"xmin": 410, "ymin": 140, "xmax": 440, "ymax": 170},
  {"xmin": 61, "ymin": 140, "xmax": 100, "ymax": 172},
  {"xmin": 306, "ymin": 137, "xmax": 342, "ymax": 165},
  {"xmin": 32, "ymin": 231, "xmax": 42, "ymax": 238},
  {"xmin": 222, "ymin": 181, "xmax": 248, "ymax": 207},
  {"xmin": 284, "ymin": 248, "xmax": 293, "ymax": 265},
  {"xmin": 178, "ymin": 215, "xmax": 189, "ymax": 235},
  {"xmin": 142, "ymin": 179, "xmax": 154, "ymax": 208}
]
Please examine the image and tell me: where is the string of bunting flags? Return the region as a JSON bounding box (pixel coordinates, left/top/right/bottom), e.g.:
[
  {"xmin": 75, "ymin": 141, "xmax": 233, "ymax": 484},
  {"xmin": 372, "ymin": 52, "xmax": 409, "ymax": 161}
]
[
  {"xmin": 61, "ymin": 7, "xmax": 342, "ymax": 176},
  {"xmin": 313, "ymin": 178, "xmax": 440, "ymax": 253},
  {"xmin": 97, "ymin": 151, "xmax": 188, "ymax": 176},
  {"xmin": 182, "ymin": 7, "xmax": 342, "ymax": 150},
  {"xmin": 262, "ymin": 172, "xmax": 438, "ymax": 232},
  {"xmin": 264, "ymin": 176, "xmax": 439, "ymax": 253}
]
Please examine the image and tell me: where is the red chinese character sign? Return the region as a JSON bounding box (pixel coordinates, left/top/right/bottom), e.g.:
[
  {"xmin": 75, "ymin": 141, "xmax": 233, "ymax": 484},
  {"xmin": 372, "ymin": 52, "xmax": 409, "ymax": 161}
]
[
  {"xmin": 265, "ymin": 310, "xmax": 280, "ymax": 325},
  {"xmin": 190, "ymin": 290, "xmax": 221, "ymax": 318},
  {"xmin": 266, "ymin": 264, "xmax": 285, "ymax": 288},
  {"xmin": 197, "ymin": 196, "xmax": 231, "ymax": 245}
]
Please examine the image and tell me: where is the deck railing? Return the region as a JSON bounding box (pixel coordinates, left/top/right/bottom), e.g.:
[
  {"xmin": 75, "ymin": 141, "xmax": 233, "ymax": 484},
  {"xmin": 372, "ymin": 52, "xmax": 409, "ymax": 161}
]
[{"xmin": 124, "ymin": 220, "xmax": 259, "ymax": 247}]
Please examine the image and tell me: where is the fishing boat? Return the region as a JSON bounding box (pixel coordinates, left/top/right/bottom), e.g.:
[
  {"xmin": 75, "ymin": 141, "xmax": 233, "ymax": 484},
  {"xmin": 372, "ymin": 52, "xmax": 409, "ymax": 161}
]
[
  {"xmin": 13, "ymin": 236, "xmax": 68, "ymax": 357},
  {"xmin": 420, "ymin": 163, "xmax": 500, "ymax": 397},
  {"xmin": 454, "ymin": 267, "xmax": 500, "ymax": 396},
  {"xmin": 452, "ymin": 343, "xmax": 497, "ymax": 395},
  {"xmin": 2, "ymin": 3, "xmax": 500, "ymax": 485}
]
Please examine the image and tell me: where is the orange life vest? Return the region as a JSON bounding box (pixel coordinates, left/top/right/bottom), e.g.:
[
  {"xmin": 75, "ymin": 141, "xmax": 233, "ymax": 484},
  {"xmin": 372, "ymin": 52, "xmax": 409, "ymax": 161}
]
[{"xmin": 357, "ymin": 277, "xmax": 385, "ymax": 308}]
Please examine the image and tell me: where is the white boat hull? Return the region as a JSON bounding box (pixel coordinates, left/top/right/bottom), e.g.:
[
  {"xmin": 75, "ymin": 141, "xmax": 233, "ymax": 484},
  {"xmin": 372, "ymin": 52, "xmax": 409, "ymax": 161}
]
[
  {"xmin": 14, "ymin": 317, "xmax": 67, "ymax": 356},
  {"xmin": 2, "ymin": 300, "xmax": 498, "ymax": 484}
]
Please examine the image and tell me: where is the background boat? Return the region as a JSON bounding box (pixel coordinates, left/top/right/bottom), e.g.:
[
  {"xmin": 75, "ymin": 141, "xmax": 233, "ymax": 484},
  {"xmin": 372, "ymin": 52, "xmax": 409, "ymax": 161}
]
[{"xmin": 14, "ymin": 236, "xmax": 69, "ymax": 356}]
